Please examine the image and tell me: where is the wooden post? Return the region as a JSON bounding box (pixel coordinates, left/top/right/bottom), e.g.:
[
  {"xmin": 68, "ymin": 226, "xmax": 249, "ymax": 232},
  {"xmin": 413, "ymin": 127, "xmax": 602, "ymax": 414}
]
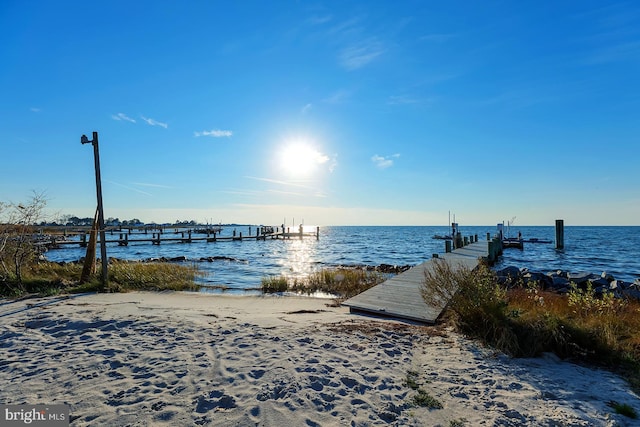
[
  {"xmin": 79, "ymin": 209, "xmax": 99, "ymax": 284},
  {"xmin": 487, "ymin": 240, "xmax": 495, "ymax": 264},
  {"xmin": 555, "ymin": 219, "xmax": 564, "ymax": 249},
  {"xmin": 316, "ymin": 226, "xmax": 320, "ymax": 240},
  {"xmin": 445, "ymin": 240, "xmax": 452, "ymax": 253},
  {"xmin": 81, "ymin": 131, "xmax": 108, "ymax": 288},
  {"xmin": 486, "ymin": 232, "xmax": 490, "ymax": 241}
]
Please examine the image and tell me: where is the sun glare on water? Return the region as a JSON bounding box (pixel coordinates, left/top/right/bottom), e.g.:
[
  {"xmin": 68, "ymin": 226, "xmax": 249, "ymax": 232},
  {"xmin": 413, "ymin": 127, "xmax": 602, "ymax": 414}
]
[{"xmin": 279, "ymin": 141, "xmax": 329, "ymax": 178}]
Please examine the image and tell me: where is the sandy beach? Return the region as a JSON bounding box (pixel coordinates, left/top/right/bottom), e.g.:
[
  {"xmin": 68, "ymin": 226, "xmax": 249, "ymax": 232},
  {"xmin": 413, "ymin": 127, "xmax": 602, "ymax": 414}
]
[{"xmin": 1, "ymin": 292, "xmax": 638, "ymax": 426}]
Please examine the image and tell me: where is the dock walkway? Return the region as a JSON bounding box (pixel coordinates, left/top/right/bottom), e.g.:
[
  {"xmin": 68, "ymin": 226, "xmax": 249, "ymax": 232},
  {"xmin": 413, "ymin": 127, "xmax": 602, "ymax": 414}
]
[
  {"xmin": 39, "ymin": 227, "xmax": 319, "ymax": 249},
  {"xmin": 342, "ymin": 239, "xmax": 491, "ymax": 324}
]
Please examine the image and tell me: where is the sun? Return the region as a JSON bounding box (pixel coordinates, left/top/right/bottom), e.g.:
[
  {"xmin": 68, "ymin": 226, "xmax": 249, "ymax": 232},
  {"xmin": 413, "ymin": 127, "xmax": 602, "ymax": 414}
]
[{"xmin": 278, "ymin": 141, "xmax": 329, "ymax": 178}]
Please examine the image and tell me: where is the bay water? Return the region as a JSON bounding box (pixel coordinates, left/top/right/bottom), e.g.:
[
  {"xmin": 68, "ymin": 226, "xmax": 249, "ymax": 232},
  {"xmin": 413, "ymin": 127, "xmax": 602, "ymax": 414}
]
[{"xmin": 44, "ymin": 225, "xmax": 640, "ymax": 293}]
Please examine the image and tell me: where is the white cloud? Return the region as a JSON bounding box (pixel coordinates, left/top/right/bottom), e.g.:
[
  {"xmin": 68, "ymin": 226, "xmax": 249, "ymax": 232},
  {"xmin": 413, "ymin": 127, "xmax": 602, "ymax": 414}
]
[
  {"xmin": 244, "ymin": 176, "xmax": 314, "ymax": 189},
  {"xmin": 133, "ymin": 182, "xmax": 174, "ymax": 189},
  {"xmin": 315, "ymin": 151, "xmax": 330, "ymax": 164},
  {"xmin": 371, "ymin": 153, "xmax": 400, "ymax": 169},
  {"xmin": 328, "ymin": 154, "xmax": 338, "ymax": 173},
  {"xmin": 301, "ymin": 103, "xmax": 312, "ymax": 114},
  {"xmin": 30, "ymin": 107, "xmax": 41, "ymax": 113},
  {"xmin": 141, "ymin": 116, "xmax": 168, "ymax": 128},
  {"xmin": 105, "ymin": 180, "xmax": 153, "ymax": 196},
  {"xmin": 340, "ymin": 39, "xmax": 385, "ymax": 70},
  {"xmin": 111, "ymin": 112, "xmax": 136, "ymax": 123},
  {"xmin": 194, "ymin": 129, "xmax": 233, "ymax": 138},
  {"xmin": 323, "ymin": 90, "xmax": 351, "ymax": 104}
]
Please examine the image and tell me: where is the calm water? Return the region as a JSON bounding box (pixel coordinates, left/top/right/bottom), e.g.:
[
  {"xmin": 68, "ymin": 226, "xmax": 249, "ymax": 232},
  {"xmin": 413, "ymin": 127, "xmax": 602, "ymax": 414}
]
[{"xmin": 44, "ymin": 226, "xmax": 640, "ymax": 293}]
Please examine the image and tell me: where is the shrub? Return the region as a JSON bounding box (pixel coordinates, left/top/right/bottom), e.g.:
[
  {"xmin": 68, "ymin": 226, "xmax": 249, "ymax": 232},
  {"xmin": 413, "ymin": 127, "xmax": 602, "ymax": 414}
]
[
  {"xmin": 0, "ymin": 192, "xmax": 48, "ymax": 293},
  {"xmin": 422, "ymin": 260, "xmax": 519, "ymax": 355},
  {"xmin": 422, "ymin": 258, "xmax": 640, "ymax": 394}
]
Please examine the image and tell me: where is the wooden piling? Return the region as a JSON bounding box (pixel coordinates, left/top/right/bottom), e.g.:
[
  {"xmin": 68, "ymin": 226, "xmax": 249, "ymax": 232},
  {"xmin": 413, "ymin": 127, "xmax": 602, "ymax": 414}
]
[{"xmin": 555, "ymin": 219, "xmax": 564, "ymax": 249}]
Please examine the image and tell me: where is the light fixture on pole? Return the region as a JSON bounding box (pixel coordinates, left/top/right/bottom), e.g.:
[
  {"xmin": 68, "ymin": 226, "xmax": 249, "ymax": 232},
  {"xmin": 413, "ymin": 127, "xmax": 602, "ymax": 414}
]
[{"xmin": 81, "ymin": 131, "xmax": 108, "ymax": 288}]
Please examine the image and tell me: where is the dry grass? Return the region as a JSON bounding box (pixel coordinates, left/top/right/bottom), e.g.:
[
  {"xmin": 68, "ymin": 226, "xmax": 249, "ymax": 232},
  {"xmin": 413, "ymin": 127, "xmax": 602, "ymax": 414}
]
[
  {"xmin": 107, "ymin": 260, "xmax": 201, "ymax": 292},
  {"xmin": 1, "ymin": 260, "xmax": 202, "ymax": 296},
  {"xmin": 422, "ymin": 259, "xmax": 640, "ymax": 393}
]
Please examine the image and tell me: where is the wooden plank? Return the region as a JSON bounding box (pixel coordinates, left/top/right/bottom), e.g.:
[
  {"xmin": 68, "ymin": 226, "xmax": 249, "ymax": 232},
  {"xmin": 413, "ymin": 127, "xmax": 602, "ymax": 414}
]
[{"xmin": 342, "ymin": 240, "xmax": 489, "ymax": 324}]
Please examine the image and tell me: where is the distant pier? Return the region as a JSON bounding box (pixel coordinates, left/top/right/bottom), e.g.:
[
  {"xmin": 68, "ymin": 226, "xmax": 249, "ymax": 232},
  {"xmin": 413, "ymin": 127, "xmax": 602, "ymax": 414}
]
[{"xmin": 39, "ymin": 225, "xmax": 320, "ymax": 249}]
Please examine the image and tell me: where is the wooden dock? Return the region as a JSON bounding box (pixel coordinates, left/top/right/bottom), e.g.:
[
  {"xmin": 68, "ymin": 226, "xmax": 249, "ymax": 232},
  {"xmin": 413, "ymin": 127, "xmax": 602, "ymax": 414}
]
[
  {"xmin": 41, "ymin": 226, "xmax": 320, "ymax": 249},
  {"xmin": 342, "ymin": 238, "xmax": 496, "ymax": 324}
]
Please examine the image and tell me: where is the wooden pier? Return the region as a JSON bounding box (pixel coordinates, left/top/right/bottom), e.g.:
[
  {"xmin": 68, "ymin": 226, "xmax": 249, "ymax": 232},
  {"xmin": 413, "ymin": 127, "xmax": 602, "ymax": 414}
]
[
  {"xmin": 342, "ymin": 236, "xmax": 501, "ymax": 324},
  {"xmin": 41, "ymin": 226, "xmax": 320, "ymax": 249}
]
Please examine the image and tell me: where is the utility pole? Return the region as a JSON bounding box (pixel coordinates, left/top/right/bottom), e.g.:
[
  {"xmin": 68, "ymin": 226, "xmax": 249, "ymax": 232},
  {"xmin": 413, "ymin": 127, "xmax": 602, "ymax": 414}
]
[{"xmin": 81, "ymin": 131, "xmax": 108, "ymax": 288}]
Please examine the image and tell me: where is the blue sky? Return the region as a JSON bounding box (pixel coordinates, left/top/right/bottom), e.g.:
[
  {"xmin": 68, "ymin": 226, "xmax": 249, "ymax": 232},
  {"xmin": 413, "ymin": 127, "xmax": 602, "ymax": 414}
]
[{"xmin": 1, "ymin": 1, "xmax": 639, "ymax": 226}]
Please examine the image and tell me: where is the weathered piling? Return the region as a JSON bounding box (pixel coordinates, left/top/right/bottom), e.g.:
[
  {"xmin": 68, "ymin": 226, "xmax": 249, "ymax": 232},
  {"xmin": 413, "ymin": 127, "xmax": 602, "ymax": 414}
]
[
  {"xmin": 555, "ymin": 219, "xmax": 564, "ymax": 249},
  {"xmin": 487, "ymin": 237, "xmax": 503, "ymax": 264}
]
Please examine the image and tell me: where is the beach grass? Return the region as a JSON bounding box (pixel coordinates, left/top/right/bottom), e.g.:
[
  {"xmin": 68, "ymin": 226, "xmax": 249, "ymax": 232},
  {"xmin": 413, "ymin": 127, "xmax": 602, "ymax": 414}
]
[
  {"xmin": 609, "ymin": 401, "xmax": 638, "ymax": 419},
  {"xmin": 412, "ymin": 388, "xmax": 443, "ymax": 409},
  {"xmin": 422, "ymin": 260, "xmax": 640, "ymax": 396},
  {"xmin": 106, "ymin": 260, "xmax": 201, "ymax": 292},
  {"xmin": 0, "ymin": 259, "xmax": 202, "ymax": 296},
  {"xmin": 405, "ymin": 370, "xmax": 420, "ymax": 390},
  {"xmin": 260, "ymin": 275, "xmax": 288, "ymax": 293},
  {"xmin": 261, "ymin": 268, "xmax": 387, "ymax": 300}
]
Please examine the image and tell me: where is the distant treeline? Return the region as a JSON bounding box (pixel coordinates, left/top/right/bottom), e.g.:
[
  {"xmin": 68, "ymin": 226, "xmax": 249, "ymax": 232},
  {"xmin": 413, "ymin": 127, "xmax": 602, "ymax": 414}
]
[{"xmin": 40, "ymin": 216, "xmax": 201, "ymax": 227}]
